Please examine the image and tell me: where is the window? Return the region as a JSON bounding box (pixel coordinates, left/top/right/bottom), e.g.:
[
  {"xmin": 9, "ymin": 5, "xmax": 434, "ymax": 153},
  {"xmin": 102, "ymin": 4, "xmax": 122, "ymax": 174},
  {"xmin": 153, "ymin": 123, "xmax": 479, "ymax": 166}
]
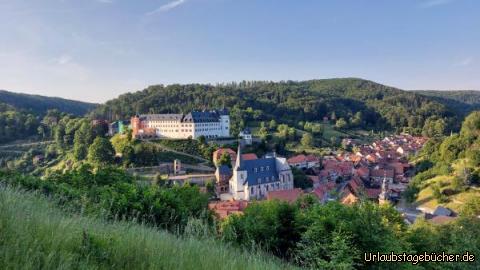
[
  {"xmin": 254, "ymin": 168, "xmax": 258, "ymax": 173},
  {"xmin": 266, "ymin": 166, "xmax": 270, "ymax": 171},
  {"xmin": 261, "ymin": 166, "xmax": 264, "ymax": 172},
  {"xmin": 258, "ymin": 177, "xmax": 261, "ymax": 184}
]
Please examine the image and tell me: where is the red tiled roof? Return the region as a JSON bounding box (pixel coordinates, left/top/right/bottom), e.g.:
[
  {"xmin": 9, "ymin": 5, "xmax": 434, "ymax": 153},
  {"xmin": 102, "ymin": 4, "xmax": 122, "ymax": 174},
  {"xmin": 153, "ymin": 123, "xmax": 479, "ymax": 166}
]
[
  {"xmin": 266, "ymin": 188, "xmax": 303, "ymax": 203},
  {"xmin": 242, "ymin": 153, "xmax": 258, "ymax": 160},
  {"xmin": 287, "ymin": 154, "xmax": 319, "ymax": 165},
  {"xmin": 208, "ymin": 200, "xmax": 248, "ymax": 219},
  {"xmin": 365, "ymin": 188, "xmax": 381, "ymax": 199},
  {"xmin": 287, "ymin": 154, "xmax": 307, "ymax": 164},
  {"xmin": 306, "ymin": 154, "xmax": 320, "ymax": 162},
  {"xmin": 370, "ymin": 169, "xmax": 394, "ymax": 178},
  {"xmin": 355, "ymin": 167, "xmax": 370, "ymax": 178}
]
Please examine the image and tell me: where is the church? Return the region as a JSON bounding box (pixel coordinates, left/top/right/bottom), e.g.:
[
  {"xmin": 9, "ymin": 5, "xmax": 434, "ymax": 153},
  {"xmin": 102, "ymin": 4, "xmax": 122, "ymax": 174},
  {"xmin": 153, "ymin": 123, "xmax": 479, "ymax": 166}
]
[{"xmin": 229, "ymin": 146, "xmax": 294, "ymax": 201}]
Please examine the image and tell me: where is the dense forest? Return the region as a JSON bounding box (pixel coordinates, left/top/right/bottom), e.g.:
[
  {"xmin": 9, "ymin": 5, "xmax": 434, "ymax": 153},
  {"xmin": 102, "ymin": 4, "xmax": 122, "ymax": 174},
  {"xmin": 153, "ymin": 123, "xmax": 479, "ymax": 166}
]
[
  {"xmin": 414, "ymin": 90, "xmax": 480, "ymax": 115},
  {"xmin": 0, "ymin": 90, "xmax": 97, "ymax": 144},
  {"xmin": 91, "ymin": 78, "xmax": 462, "ymax": 135},
  {"xmin": 0, "ymin": 89, "xmax": 97, "ymax": 116}
]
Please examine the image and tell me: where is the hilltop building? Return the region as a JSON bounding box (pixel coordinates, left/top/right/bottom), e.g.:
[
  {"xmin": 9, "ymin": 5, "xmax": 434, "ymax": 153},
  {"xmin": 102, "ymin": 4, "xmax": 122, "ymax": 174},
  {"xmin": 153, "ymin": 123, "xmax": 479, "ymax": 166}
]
[
  {"xmin": 131, "ymin": 109, "xmax": 230, "ymax": 139},
  {"xmin": 229, "ymin": 146, "xmax": 294, "ymax": 201}
]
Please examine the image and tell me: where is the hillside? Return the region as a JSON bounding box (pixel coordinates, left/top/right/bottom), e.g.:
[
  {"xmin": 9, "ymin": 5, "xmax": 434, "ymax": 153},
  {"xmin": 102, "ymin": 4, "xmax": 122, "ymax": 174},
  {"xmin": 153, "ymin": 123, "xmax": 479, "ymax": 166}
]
[
  {"xmin": 0, "ymin": 90, "xmax": 97, "ymax": 144},
  {"xmin": 0, "ymin": 186, "xmax": 294, "ymax": 270},
  {"xmin": 414, "ymin": 90, "xmax": 480, "ymax": 115},
  {"xmin": 91, "ymin": 78, "xmax": 460, "ymax": 135},
  {"xmin": 0, "ymin": 89, "xmax": 97, "ymax": 116},
  {"xmin": 408, "ymin": 111, "xmax": 480, "ymax": 214}
]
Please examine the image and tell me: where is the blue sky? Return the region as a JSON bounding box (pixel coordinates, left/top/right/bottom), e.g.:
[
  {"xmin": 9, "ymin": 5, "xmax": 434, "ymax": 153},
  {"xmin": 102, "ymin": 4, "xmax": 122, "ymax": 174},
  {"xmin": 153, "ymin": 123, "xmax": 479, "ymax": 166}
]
[{"xmin": 1, "ymin": 0, "xmax": 479, "ymax": 102}]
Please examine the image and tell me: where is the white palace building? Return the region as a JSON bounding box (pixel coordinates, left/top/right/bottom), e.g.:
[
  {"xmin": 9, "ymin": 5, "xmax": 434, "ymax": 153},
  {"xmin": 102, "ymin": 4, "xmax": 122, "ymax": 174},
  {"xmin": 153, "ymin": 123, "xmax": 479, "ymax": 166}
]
[{"xmin": 131, "ymin": 109, "xmax": 230, "ymax": 139}]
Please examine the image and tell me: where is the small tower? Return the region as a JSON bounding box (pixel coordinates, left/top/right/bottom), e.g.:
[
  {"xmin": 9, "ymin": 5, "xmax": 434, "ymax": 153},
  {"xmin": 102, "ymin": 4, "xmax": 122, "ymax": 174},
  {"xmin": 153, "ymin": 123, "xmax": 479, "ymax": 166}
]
[
  {"xmin": 378, "ymin": 173, "xmax": 390, "ymax": 205},
  {"xmin": 230, "ymin": 144, "xmax": 247, "ymax": 200}
]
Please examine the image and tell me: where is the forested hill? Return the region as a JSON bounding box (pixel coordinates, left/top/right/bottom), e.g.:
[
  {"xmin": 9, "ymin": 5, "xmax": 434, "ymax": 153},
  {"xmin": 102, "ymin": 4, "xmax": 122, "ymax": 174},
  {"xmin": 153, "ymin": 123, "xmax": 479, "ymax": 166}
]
[
  {"xmin": 0, "ymin": 89, "xmax": 97, "ymax": 116},
  {"xmin": 92, "ymin": 78, "xmax": 460, "ymax": 134},
  {"xmin": 414, "ymin": 90, "xmax": 480, "ymax": 115},
  {"xmin": 0, "ymin": 90, "xmax": 97, "ymax": 144}
]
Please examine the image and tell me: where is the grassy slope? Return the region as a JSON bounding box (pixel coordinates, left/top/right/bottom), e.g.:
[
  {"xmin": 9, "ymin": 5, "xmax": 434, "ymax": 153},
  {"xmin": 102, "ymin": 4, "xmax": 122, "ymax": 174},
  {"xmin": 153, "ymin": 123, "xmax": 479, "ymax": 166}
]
[
  {"xmin": 0, "ymin": 187, "xmax": 295, "ymax": 270},
  {"xmin": 415, "ymin": 174, "xmax": 480, "ymax": 213}
]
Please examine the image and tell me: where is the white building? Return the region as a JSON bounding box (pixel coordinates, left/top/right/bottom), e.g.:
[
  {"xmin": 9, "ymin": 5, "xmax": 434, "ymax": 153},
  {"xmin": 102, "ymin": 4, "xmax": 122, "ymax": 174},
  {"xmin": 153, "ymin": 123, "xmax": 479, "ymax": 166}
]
[
  {"xmin": 239, "ymin": 128, "xmax": 253, "ymax": 145},
  {"xmin": 131, "ymin": 109, "xmax": 230, "ymax": 139},
  {"xmin": 229, "ymin": 146, "xmax": 294, "ymax": 201}
]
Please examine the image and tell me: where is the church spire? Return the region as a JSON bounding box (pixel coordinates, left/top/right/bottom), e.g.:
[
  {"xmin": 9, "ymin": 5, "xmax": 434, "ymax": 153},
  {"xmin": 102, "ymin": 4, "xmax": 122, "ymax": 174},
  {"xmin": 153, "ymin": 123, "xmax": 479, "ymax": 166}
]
[
  {"xmin": 235, "ymin": 142, "xmax": 243, "ymax": 170},
  {"xmin": 379, "ymin": 172, "xmax": 390, "ymax": 205}
]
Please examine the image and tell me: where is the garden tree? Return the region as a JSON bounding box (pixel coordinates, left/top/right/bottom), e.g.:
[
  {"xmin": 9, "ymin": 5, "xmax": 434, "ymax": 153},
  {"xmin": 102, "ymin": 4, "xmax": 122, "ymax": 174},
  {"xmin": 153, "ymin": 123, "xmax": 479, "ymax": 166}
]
[
  {"xmin": 54, "ymin": 124, "xmax": 65, "ymax": 148},
  {"xmin": 460, "ymin": 111, "xmax": 480, "ymax": 141},
  {"xmin": 288, "ymin": 127, "xmax": 296, "ymax": 141},
  {"xmin": 198, "ymin": 135, "xmax": 206, "ymax": 145},
  {"xmin": 421, "ymin": 117, "xmax": 446, "ymax": 137},
  {"xmin": 292, "ymin": 167, "xmax": 313, "ymax": 189},
  {"xmin": 217, "ymin": 152, "xmax": 232, "ymax": 167},
  {"xmin": 205, "ymin": 180, "xmax": 215, "ymax": 196},
  {"xmin": 438, "ymin": 134, "xmax": 467, "ymax": 163},
  {"xmin": 87, "ymin": 137, "xmax": 115, "ymax": 165},
  {"xmin": 73, "ymin": 121, "xmax": 94, "ymax": 160},
  {"xmin": 295, "ymin": 202, "xmax": 409, "ymax": 270},
  {"xmin": 310, "ymin": 123, "xmax": 323, "ymax": 135},
  {"xmin": 222, "ymin": 200, "xmax": 301, "ymax": 259},
  {"xmin": 258, "ymin": 126, "xmax": 269, "ymax": 140},
  {"xmin": 276, "ymin": 124, "xmax": 296, "ymax": 141},
  {"xmin": 301, "ymin": 133, "xmax": 314, "ymax": 148},
  {"xmin": 350, "ymin": 111, "xmax": 364, "ymax": 127},
  {"xmin": 110, "ymin": 133, "xmax": 132, "ymax": 154},
  {"xmin": 121, "ymin": 145, "xmax": 134, "ymax": 167},
  {"xmin": 335, "ymin": 118, "xmax": 348, "ymax": 129}
]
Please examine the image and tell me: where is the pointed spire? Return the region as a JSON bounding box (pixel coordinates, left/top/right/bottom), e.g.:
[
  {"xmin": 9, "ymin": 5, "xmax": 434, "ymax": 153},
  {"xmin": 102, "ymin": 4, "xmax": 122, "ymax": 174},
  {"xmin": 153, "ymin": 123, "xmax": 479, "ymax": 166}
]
[{"xmin": 235, "ymin": 141, "xmax": 243, "ymax": 170}]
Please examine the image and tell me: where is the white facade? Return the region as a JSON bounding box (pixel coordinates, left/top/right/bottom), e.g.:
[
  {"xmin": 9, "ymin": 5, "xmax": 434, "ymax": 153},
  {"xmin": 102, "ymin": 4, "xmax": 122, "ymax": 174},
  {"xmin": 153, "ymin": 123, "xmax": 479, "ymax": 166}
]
[
  {"xmin": 134, "ymin": 110, "xmax": 230, "ymax": 139},
  {"xmin": 229, "ymin": 148, "xmax": 294, "ymax": 201}
]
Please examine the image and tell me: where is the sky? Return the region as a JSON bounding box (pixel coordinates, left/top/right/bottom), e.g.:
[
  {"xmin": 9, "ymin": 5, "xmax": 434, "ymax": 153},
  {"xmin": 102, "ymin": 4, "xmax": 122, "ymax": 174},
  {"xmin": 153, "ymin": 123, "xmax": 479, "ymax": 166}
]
[{"xmin": 0, "ymin": 0, "xmax": 479, "ymax": 103}]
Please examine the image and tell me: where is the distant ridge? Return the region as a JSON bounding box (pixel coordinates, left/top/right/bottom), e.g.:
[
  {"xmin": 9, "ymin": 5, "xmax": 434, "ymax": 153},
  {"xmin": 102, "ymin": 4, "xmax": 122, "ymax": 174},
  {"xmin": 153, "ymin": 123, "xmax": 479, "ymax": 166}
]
[
  {"xmin": 413, "ymin": 90, "xmax": 480, "ymax": 115},
  {"xmin": 0, "ymin": 89, "xmax": 97, "ymax": 116}
]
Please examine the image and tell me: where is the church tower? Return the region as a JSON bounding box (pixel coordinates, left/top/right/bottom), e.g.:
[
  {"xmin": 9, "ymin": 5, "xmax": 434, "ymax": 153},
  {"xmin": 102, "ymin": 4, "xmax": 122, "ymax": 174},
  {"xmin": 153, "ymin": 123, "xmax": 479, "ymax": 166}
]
[
  {"xmin": 378, "ymin": 173, "xmax": 390, "ymax": 205},
  {"xmin": 230, "ymin": 144, "xmax": 247, "ymax": 200}
]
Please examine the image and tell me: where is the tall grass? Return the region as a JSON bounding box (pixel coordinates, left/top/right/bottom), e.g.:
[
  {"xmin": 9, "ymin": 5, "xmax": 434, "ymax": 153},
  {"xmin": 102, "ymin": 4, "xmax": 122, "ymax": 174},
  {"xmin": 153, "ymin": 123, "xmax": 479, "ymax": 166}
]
[{"xmin": 0, "ymin": 186, "xmax": 296, "ymax": 270}]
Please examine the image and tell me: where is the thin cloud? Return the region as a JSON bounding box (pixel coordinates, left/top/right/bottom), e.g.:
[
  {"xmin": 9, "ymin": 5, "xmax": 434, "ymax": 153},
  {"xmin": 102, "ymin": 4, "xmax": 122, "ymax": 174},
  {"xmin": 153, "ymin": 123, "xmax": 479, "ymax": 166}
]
[
  {"xmin": 54, "ymin": 54, "xmax": 72, "ymax": 65},
  {"xmin": 96, "ymin": 0, "xmax": 113, "ymax": 3},
  {"xmin": 454, "ymin": 57, "xmax": 474, "ymax": 67},
  {"xmin": 146, "ymin": 0, "xmax": 186, "ymax": 16},
  {"xmin": 419, "ymin": 0, "xmax": 454, "ymax": 8}
]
